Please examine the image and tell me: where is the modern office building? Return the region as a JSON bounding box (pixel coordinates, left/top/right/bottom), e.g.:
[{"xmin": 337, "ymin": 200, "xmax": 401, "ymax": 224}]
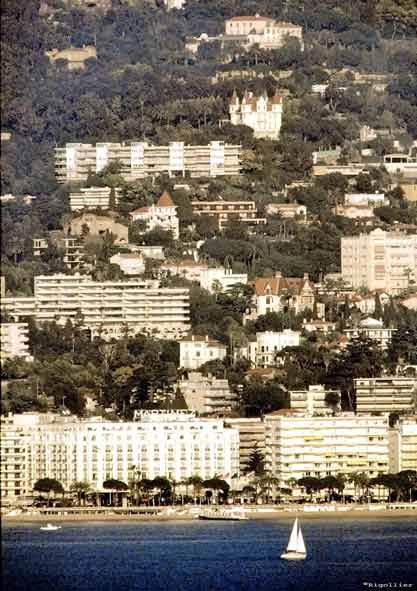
[
  {"xmin": 55, "ymin": 142, "xmax": 241, "ymax": 182},
  {"xmin": 341, "ymin": 229, "xmax": 417, "ymax": 294},
  {"xmin": 1, "ymin": 274, "xmax": 190, "ymax": 340},
  {"xmin": 355, "ymin": 377, "xmax": 417, "ymax": 415},
  {"xmin": 264, "ymin": 411, "xmax": 390, "ymax": 493},
  {"xmin": 0, "ymin": 411, "xmax": 240, "ymax": 501}
]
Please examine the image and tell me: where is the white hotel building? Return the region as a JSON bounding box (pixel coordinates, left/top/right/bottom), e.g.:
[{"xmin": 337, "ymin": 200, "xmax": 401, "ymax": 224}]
[
  {"xmin": 0, "ymin": 323, "xmax": 33, "ymax": 361},
  {"xmin": 55, "ymin": 141, "xmax": 241, "ymax": 183},
  {"xmin": 265, "ymin": 411, "xmax": 390, "ymax": 493},
  {"xmin": 0, "ymin": 412, "xmax": 240, "ymax": 501},
  {"xmin": 341, "ymin": 229, "xmax": 417, "ymax": 294},
  {"xmin": 1, "ymin": 274, "xmax": 190, "ymax": 340}
]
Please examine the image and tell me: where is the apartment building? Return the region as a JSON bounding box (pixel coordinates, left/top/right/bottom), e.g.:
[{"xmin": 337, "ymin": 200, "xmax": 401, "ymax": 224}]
[
  {"xmin": 252, "ymin": 272, "xmax": 315, "ymax": 317},
  {"xmin": 0, "ymin": 411, "xmax": 240, "ymax": 500},
  {"xmin": 180, "ymin": 335, "xmax": 227, "ymax": 369},
  {"xmin": 355, "ymin": 377, "xmax": 417, "ymax": 415},
  {"xmin": 289, "ymin": 385, "xmax": 341, "ymax": 415},
  {"xmin": 341, "ymin": 229, "xmax": 417, "ymax": 294},
  {"xmin": 130, "ymin": 191, "xmax": 179, "ymax": 239},
  {"xmin": 389, "ymin": 416, "xmax": 417, "ymax": 473},
  {"xmin": 238, "ymin": 330, "xmax": 301, "ymax": 368},
  {"xmin": 1, "ymin": 274, "xmax": 190, "ymax": 340},
  {"xmin": 0, "ymin": 414, "xmax": 36, "ymax": 502},
  {"xmin": 264, "ymin": 411, "xmax": 390, "ymax": 493},
  {"xmin": 229, "ymin": 90, "xmax": 283, "ymax": 139},
  {"xmin": 178, "ymin": 372, "xmax": 237, "ymax": 415},
  {"xmin": 224, "ymin": 418, "xmax": 265, "ymax": 474},
  {"xmin": 344, "ymin": 317, "xmax": 396, "ymax": 349},
  {"xmin": 191, "ymin": 200, "xmax": 266, "ymax": 230},
  {"xmin": 55, "ymin": 142, "xmax": 241, "ymax": 183},
  {"xmin": 0, "ymin": 323, "xmax": 32, "ymax": 361},
  {"xmin": 69, "ymin": 187, "xmax": 120, "ymax": 211}
]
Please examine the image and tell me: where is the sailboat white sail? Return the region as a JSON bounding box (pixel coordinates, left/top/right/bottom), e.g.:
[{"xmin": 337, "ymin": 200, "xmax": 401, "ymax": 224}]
[{"xmin": 281, "ymin": 518, "xmax": 307, "ymax": 560}]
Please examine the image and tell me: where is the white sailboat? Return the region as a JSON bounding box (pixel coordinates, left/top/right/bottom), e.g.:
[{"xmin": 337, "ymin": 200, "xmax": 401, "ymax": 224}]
[{"xmin": 280, "ymin": 518, "xmax": 306, "ymax": 560}]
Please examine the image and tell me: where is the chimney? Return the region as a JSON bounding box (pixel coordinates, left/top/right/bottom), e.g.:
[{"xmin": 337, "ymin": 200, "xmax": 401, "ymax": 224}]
[
  {"xmin": 303, "ymin": 273, "xmax": 309, "ymax": 280},
  {"xmin": 275, "ymin": 272, "xmax": 282, "ymax": 278}
]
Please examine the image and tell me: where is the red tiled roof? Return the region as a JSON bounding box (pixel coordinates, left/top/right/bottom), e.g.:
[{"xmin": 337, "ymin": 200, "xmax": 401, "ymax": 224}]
[
  {"xmin": 254, "ymin": 274, "xmax": 313, "ymax": 296},
  {"xmin": 157, "ymin": 191, "xmax": 175, "ymax": 208},
  {"xmin": 130, "ymin": 206, "xmax": 150, "ymax": 215}
]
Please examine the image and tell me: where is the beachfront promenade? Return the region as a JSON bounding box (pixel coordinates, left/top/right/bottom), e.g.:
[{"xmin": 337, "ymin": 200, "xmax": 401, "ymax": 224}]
[{"xmin": 3, "ymin": 503, "xmax": 417, "ymax": 522}]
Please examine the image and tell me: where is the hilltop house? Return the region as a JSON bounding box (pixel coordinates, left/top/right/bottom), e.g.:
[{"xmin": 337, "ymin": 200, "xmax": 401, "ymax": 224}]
[
  {"xmin": 130, "ymin": 191, "xmax": 179, "ymax": 239},
  {"xmin": 249, "ymin": 272, "xmax": 315, "ymax": 318}
]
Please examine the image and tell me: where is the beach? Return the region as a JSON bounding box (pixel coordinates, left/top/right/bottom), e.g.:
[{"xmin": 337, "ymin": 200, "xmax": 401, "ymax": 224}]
[{"xmin": 3, "ymin": 504, "xmax": 417, "ymax": 523}]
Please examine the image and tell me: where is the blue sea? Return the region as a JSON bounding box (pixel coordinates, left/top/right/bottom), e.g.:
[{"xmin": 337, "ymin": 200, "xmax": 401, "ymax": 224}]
[{"xmin": 2, "ymin": 518, "xmax": 417, "ymax": 591}]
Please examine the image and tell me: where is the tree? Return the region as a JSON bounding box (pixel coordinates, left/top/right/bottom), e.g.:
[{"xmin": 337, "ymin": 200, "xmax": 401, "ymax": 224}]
[
  {"xmin": 33, "ymin": 478, "xmax": 64, "ymax": 504},
  {"xmin": 186, "ymin": 475, "xmax": 204, "ymax": 505},
  {"xmin": 102, "ymin": 479, "xmax": 129, "ymax": 506},
  {"xmin": 297, "ymin": 477, "xmax": 323, "ymax": 501},
  {"xmin": 71, "ymin": 481, "xmax": 92, "ymax": 506},
  {"xmin": 244, "ymin": 446, "xmax": 266, "ymax": 477},
  {"xmin": 152, "ymin": 476, "xmax": 172, "ymax": 506}
]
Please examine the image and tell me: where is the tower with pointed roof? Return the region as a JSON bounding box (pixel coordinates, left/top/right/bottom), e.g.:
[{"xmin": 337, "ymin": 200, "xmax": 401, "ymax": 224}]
[
  {"xmin": 229, "ymin": 90, "xmax": 283, "ymax": 139},
  {"xmin": 130, "ymin": 191, "xmax": 179, "ymax": 239}
]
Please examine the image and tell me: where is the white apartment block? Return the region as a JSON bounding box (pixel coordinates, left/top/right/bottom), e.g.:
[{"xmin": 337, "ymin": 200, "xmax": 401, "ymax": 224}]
[
  {"xmin": 191, "ymin": 200, "xmax": 266, "ymax": 229},
  {"xmin": 1, "ymin": 274, "xmax": 190, "ymax": 341},
  {"xmin": 178, "ymin": 372, "xmax": 237, "ymax": 415},
  {"xmin": 289, "ymin": 385, "xmax": 341, "ymax": 415},
  {"xmin": 345, "ymin": 193, "xmax": 387, "ymax": 206},
  {"xmin": 0, "ymin": 411, "xmax": 240, "ymax": 500},
  {"xmin": 229, "ymin": 90, "xmax": 283, "ymax": 139},
  {"xmin": 389, "ymin": 416, "xmax": 417, "ymax": 473},
  {"xmin": 239, "ymin": 330, "xmax": 300, "ymax": 368},
  {"xmin": 130, "ymin": 192, "xmax": 179, "ymax": 239},
  {"xmin": 264, "ymin": 412, "xmax": 390, "ymax": 493},
  {"xmin": 224, "ymin": 417, "xmax": 265, "ymax": 474},
  {"xmin": 341, "ymin": 229, "xmax": 417, "ymax": 294},
  {"xmin": 344, "ymin": 317, "xmax": 396, "ymax": 349},
  {"xmin": 1, "ymin": 414, "xmax": 35, "ymax": 502},
  {"xmin": 180, "ymin": 335, "xmax": 227, "ymax": 369},
  {"xmin": 0, "ymin": 323, "xmax": 32, "ymax": 361},
  {"xmin": 69, "ymin": 187, "xmax": 120, "ymax": 211},
  {"xmin": 265, "ymin": 203, "xmax": 307, "ymax": 220},
  {"xmin": 355, "ymin": 377, "xmax": 417, "ymax": 415},
  {"xmin": 55, "ymin": 142, "xmax": 241, "ymax": 183}
]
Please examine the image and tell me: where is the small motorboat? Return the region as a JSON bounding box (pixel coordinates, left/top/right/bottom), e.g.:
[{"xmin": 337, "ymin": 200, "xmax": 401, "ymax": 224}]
[{"xmin": 40, "ymin": 523, "xmax": 62, "ymax": 531}]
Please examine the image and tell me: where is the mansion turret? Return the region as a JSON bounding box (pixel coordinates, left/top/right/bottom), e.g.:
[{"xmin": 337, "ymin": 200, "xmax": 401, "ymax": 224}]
[{"xmin": 229, "ymin": 90, "xmax": 283, "ymax": 139}]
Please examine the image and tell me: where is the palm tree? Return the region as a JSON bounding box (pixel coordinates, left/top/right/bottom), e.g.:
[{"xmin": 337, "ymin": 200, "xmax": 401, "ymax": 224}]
[
  {"xmin": 335, "ymin": 473, "xmax": 347, "ymax": 503},
  {"xmin": 33, "ymin": 478, "xmax": 64, "ymax": 506},
  {"xmin": 257, "ymin": 475, "xmax": 280, "ymax": 504},
  {"xmin": 187, "ymin": 476, "xmax": 203, "ymax": 505},
  {"xmin": 152, "ymin": 476, "xmax": 172, "ymax": 506},
  {"xmin": 102, "ymin": 479, "xmax": 129, "ymax": 506},
  {"xmin": 349, "ymin": 472, "xmax": 370, "ymax": 502}
]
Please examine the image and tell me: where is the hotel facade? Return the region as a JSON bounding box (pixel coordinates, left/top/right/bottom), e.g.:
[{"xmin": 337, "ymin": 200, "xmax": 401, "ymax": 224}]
[{"xmin": 0, "ymin": 412, "xmax": 240, "ymax": 502}]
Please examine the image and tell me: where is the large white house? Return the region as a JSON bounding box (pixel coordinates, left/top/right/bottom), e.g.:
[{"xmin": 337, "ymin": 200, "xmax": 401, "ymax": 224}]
[
  {"xmin": 229, "ymin": 90, "xmax": 283, "ymax": 140},
  {"xmin": 180, "ymin": 334, "xmax": 227, "ymax": 369},
  {"xmin": 130, "ymin": 191, "xmax": 179, "ymax": 239},
  {"xmin": 237, "ymin": 330, "xmax": 301, "ymax": 368}
]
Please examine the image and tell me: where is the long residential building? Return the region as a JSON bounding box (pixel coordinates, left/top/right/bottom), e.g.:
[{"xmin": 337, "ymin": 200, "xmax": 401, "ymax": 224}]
[
  {"xmin": 355, "ymin": 377, "xmax": 417, "ymax": 415},
  {"xmin": 1, "ymin": 274, "xmax": 190, "ymax": 340},
  {"xmin": 178, "ymin": 372, "xmax": 237, "ymax": 415},
  {"xmin": 69, "ymin": 186, "xmax": 120, "ymax": 211},
  {"xmin": 0, "ymin": 411, "xmax": 240, "ymax": 502},
  {"xmin": 264, "ymin": 411, "xmax": 390, "ymax": 493},
  {"xmin": 55, "ymin": 142, "xmax": 242, "ymax": 182},
  {"xmin": 341, "ymin": 228, "xmax": 417, "ymax": 294},
  {"xmin": 191, "ymin": 200, "xmax": 266, "ymax": 229}
]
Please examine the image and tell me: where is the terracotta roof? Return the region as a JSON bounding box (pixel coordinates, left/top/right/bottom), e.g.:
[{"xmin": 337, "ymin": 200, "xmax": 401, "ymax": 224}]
[
  {"xmin": 156, "ymin": 191, "xmax": 175, "ymax": 208},
  {"xmin": 130, "ymin": 206, "xmax": 150, "ymax": 215},
  {"xmin": 254, "ymin": 273, "xmax": 313, "ymax": 297}
]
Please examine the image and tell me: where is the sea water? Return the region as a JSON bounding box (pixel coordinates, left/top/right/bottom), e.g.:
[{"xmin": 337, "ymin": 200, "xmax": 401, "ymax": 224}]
[{"xmin": 2, "ymin": 518, "xmax": 417, "ymax": 591}]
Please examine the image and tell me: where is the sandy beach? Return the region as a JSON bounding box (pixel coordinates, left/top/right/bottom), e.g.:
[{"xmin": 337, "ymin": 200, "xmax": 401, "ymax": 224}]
[{"xmin": 3, "ymin": 505, "xmax": 416, "ymax": 523}]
